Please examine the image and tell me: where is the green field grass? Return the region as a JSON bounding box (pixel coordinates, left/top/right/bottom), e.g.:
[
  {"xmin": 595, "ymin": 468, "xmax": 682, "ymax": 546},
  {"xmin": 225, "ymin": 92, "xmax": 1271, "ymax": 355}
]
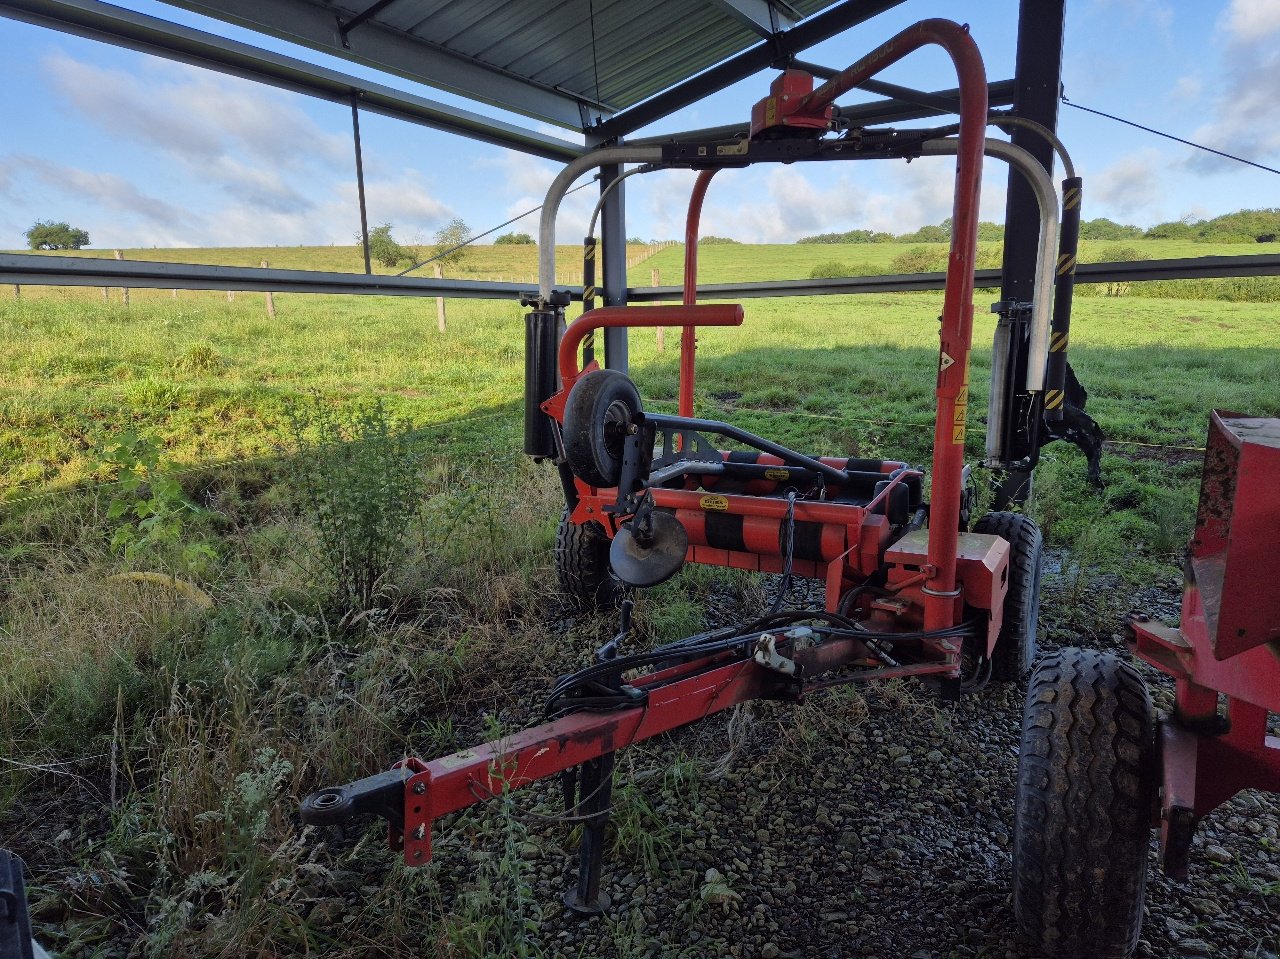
[{"xmin": 1, "ymin": 240, "xmax": 1277, "ymax": 956}]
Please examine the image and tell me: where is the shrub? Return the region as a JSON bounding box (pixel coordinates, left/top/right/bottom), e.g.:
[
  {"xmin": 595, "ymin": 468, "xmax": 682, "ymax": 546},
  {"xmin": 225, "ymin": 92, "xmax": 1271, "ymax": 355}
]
[
  {"xmin": 889, "ymin": 246, "xmax": 946, "ymax": 274},
  {"xmin": 809, "ymin": 260, "xmax": 850, "ymax": 279},
  {"xmin": 494, "ymin": 232, "xmax": 534, "ymax": 245},
  {"xmin": 365, "ymin": 223, "xmax": 408, "ymax": 267},
  {"xmin": 699, "ymin": 235, "xmax": 740, "ymax": 244},
  {"xmin": 285, "ymin": 398, "xmax": 426, "ymax": 617}
]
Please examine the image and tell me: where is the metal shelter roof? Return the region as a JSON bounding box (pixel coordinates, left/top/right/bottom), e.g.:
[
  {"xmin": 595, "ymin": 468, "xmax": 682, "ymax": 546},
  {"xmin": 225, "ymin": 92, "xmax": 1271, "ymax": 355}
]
[{"xmin": 156, "ymin": 0, "xmax": 850, "ymax": 130}]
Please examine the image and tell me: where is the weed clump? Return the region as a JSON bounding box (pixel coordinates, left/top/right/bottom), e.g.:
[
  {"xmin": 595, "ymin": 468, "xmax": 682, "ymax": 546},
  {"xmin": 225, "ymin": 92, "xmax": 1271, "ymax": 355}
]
[{"xmin": 285, "ymin": 397, "xmax": 426, "ymax": 618}]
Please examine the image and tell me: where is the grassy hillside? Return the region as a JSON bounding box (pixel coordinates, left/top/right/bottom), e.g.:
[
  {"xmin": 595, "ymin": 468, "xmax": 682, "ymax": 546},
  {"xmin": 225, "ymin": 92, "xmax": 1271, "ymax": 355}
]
[{"xmin": 2, "ymin": 241, "xmax": 1278, "ymax": 956}]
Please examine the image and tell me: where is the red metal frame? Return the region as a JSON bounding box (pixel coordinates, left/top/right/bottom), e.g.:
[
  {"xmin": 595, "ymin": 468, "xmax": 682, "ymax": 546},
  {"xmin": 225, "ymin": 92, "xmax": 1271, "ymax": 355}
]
[
  {"xmin": 307, "ymin": 20, "xmax": 1011, "ymax": 876},
  {"xmin": 1128, "ymin": 412, "xmax": 1280, "ymax": 878}
]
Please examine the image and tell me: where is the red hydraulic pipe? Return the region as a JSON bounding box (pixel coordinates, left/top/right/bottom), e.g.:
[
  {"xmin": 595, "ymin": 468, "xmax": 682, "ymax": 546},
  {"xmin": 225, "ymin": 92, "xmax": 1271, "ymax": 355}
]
[
  {"xmin": 800, "ymin": 19, "xmax": 987, "ymax": 630},
  {"xmin": 681, "ymin": 169, "xmax": 718, "ymax": 417},
  {"xmin": 558, "ymin": 304, "xmax": 743, "ymax": 384}
]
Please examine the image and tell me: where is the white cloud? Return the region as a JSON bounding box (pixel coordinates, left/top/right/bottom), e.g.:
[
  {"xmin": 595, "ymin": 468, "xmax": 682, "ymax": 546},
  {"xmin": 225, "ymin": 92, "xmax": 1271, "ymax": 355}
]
[
  {"xmin": 1091, "ymin": 150, "xmax": 1163, "ymax": 217},
  {"xmin": 1225, "ymin": 0, "xmax": 1280, "ymax": 37},
  {"xmin": 1185, "ymin": 5, "xmax": 1280, "ymax": 172}
]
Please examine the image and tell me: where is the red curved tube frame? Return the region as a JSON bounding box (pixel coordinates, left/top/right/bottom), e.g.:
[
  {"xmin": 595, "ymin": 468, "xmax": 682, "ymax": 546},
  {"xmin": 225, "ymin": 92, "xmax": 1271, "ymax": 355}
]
[
  {"xmin": 557, "ymin": 303, "xmax": 743, "ymax": 386},
  {"xmin": 799, "ymin": 19, "xmax": 987, "ymax": 630},
  {"xmin": 681, "ymin": 169, "xmax": 719, "ymax": 416}
]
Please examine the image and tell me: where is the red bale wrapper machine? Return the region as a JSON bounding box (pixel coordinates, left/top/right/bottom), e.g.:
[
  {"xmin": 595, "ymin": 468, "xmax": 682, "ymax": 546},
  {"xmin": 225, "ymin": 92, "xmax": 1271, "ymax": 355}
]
[{"xmin": 299, "ymin": 18, "xmax": 1254, "ymax": 956}]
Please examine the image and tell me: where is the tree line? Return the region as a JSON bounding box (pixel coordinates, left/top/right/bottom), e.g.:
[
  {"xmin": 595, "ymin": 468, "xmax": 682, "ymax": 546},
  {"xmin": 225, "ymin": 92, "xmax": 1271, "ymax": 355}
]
[{"xmin": 796, "ymin": 208, "xmax": 1280, "ymax": 245}]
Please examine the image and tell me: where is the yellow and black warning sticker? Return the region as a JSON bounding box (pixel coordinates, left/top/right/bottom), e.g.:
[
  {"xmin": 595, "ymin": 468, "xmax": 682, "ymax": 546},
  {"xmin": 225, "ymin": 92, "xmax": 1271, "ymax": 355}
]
[
  {"xmin": 952, "ymin": 361, "xmax": 971, "ymax": 444},
  {"xmin": 700, "ymin": 494, "xmax": 729, "ymax": 511},
  {"xmin": 1057, "ymin": 253, "xmax": 1076, "ymax": 276},
  {"xmin": 764, "ymin": 468, "xmax": 790, "ymax": 481},
  {"xmin": 1050, "ymin": 331, "xmax": 1069, "ymax": 352},
  {"xmin": 1045, "ymin": 389, "xmax": 1065, "ymax": 411},
  {"xmin": 1063, "ymin": 186, "xmax": 1081, "ymax": 210}
]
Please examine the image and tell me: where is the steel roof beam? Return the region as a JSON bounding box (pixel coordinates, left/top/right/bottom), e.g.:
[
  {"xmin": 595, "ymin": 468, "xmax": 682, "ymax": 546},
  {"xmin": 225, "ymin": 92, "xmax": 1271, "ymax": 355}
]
[
  {"xmin": 0, "ymin": 0, "xmax": 584, "ymax": 160},
  {"xmin": 593, "ymin": 0, "xmax": 906, "ymax": 140},
  {"xmin": 707, "ymin": 0, "xmax": 797, "ymax": 39},
  {"xmin": 0, "ymin": 253, "xmax": 559, "ymax": 298},
  {"xmin": 10, "ymin": 253, "xmax": 1274, "ymax": 300},
  {"xmin": 628, "ymin": 79, "xmax": 1015, "ymax": 145},
  {"xmin": 159, "ymin": 0, "xmax": 600, "ymax": 127}
]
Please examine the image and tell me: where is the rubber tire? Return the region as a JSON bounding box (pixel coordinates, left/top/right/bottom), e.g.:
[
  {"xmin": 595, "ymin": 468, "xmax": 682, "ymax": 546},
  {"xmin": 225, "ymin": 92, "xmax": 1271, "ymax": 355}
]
[
  {"xmin": 1013, "ymin": 648, "xmax": 1155, "ymax": 959},
  {"xmin": 972, "ymin": 511, "xmax": 1042, "ymax": 681},
  {"xmin": 555, "ymin": 509, "xmax": 622, "ymax": 609},
  {"xmin": 562, "ymin": 369, "xmax": 642, "ymax": 488}
]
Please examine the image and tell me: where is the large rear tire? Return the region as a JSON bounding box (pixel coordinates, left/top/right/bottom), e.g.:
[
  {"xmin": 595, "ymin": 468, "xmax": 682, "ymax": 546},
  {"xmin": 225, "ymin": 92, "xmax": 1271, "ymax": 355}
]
[
  {"xmin": 555, "ymin": 509, "xmax": 622, "ymax": 609},
  {"xmin": 972, "ymin": 511, "xmax": 1042, "ymax": 680},
  {"xmin": 1013, "ymin": 647, "xmax": 1156, "ymax": 959}
]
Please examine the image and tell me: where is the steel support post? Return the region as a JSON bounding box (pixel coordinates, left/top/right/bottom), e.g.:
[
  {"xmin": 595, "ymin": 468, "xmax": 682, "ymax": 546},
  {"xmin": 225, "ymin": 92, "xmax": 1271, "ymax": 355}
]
[
  {"xmin": 993, "ymin": 0, "xmax": 1065, "ymax": 508},
  {"xmin": 597, "ymin": 159, "xmax": 629, "ymax": 371},
  {"xmin": 351, "ymin": 96, "xmax": 372, "ymax": 275}
]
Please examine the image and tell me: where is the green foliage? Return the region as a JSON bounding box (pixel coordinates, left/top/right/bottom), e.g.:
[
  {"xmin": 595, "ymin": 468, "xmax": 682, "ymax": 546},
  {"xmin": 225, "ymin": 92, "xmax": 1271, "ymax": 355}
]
[
  {"xmin": 1146, "ymin": 207, "xmax": 1280, "ymax": 243},
  {"xmin": 1080, "ymin": 217, "xmax": 1143, "ymax": 241},
  {"xmin": 99, "ymin": 431, "xmax": 215, "ymax": 575},
  {"xmin": 285, "ymin": 397, "xmax": 427, "ymax": 616},
  {"xmin": 976, "ymin": 221, "xmax": 1005, "ymax": 242},
  {"xmin": 809, "ymin": 260, "xmax": 850, "ymax": 279},
  {"xmin": 698, "ymin": 235, "xmax": 740, "ymax": 244},
  {"xmin": 797, "ymin": 229, "xmax": 891, "ymax": 244},
  {"xmin": 896, "ymin": 223, "xmax": 949, "ymax": 243},
  {"xmin": 366, "ymin": 223, "xmax": 409, "ymax": 268},
  {"xmin": 493, "ymin": 232, "xmax": 534, "ymax": 245},
  {"xmin": 25, "ymin": 219, "xmax": 90, "ymax": 250},
  {"xmin": 432, "ymin": 217, "xmax": 472, "ymax": 271},
  {"xmin": 889, "ymin": 246, "xmax": 946, "ymax": 274},
  {"xmin": 1145, "ymin": 218, "xmax": 1198, "ymax": 240}
]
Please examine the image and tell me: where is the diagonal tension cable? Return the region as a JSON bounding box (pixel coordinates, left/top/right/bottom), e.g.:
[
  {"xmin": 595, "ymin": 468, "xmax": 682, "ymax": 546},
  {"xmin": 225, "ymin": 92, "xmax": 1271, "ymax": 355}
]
[
  {"xmin": 396, "ymin": 178, "xmax": 599, "ymax": 277},
  {"xmin": 1061, "ymin": 96, "xmax": 1280, "ymax": 176}
]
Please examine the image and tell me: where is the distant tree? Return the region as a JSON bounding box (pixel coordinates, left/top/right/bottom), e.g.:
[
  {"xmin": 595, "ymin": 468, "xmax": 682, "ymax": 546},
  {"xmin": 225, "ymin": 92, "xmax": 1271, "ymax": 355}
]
[
  {"xmin": 25, "ymin": 220, "xmax": 90, "ymax": 250},
  {"xmin": 1145, "ymin": 220, "xmax": 1196, "ymax": 240},
  {"xmin": 627, "ymin": 236, "xmax": 645, "ymax": 244},
  {"xmin": 976, "ymin": 221, "xmax": 1005, "ymax": 242},
  {"xmin": 432, "ymin": 218, "xmax": 472, "ymax": 272},
  {"xmin": 698, "ymin": 235, "xmax": 740, "ymax": 245},
  {"xmin": 365, "ymin": 223, "xmax": 408, "ymax": 267},
  {"xmin": 1079, "ymin": 217, "xmax": 1143, "ymax": 241},
  {"xmin": 494, "ymin": 231, "xmax": 535, "ymax": 245},
  {"xmin": 896, "ymin": 223, "xmax": 949, "ymax": 243}
]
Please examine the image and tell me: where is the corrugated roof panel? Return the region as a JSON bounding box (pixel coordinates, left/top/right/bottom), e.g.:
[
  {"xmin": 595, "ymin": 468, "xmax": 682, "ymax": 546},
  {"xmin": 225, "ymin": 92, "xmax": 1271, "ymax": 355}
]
[{"xmin": 159, "ymin": 0, "xmax": 847, "ymax": 123}]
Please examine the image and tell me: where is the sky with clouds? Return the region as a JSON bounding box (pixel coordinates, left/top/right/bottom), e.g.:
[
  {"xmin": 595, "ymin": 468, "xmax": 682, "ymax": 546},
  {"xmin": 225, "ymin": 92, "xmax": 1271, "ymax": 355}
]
[{"xmin": 1, "ymin": 0, "xmax": 1277, "ymax": 249}]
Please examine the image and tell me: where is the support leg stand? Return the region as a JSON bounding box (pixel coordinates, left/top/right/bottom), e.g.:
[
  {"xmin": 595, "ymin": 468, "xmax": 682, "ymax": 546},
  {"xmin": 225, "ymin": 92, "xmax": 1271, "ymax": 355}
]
[{"xmin": 563, "ymin": 753, "xmax": 615, "ymax": 915}]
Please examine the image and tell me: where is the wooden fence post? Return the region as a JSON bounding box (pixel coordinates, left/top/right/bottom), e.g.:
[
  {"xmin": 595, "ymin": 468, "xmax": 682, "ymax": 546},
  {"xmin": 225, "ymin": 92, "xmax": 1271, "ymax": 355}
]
[
  {"xmin": 113, "ymin": 250, "xmax": 129, "ymax": 306},
  {"xmin": 12, "ymin": 285, "xmax": 19, "ymax": 301},
  {"xmin": 433, "ymin": 263, "xmax": 446, "ymax": 332},
  {"xmin": 261, "ymin": 261, "xmax": 276, "ymax": 319}
]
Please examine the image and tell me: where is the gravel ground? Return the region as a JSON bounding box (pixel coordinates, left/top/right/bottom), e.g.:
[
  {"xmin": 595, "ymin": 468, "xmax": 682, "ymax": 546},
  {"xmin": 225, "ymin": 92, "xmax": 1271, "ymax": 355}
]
[{"xmin": 417, "ymin": 558, "xmax": 1280, "ymax": 959}]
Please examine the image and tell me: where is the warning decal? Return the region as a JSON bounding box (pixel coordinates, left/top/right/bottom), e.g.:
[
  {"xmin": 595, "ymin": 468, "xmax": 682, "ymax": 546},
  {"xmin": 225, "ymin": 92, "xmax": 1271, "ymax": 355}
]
[
  {"xmin": 951, "ymin": 361, "xmax": 971, "ymax": 444},
  {"xmin": 700, "ymin": 495, "xmax": 729, "ymax": 511}
]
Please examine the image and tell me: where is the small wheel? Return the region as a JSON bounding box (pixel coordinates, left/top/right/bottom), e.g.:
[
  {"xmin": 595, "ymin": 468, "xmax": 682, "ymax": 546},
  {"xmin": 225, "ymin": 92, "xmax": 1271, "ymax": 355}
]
[
  {"xmin": 972, "ymin": 511, "xmax": 1042, "ymax": 680},
  {"xmin": 1013, "ymin": 647, "xmax": 1156, "ymax": 959},
  {"xmin": 555, "ymin": 509, "xmax": 623, "ymax": 608},
  {"xmin": 562, "ymin": 369, "xmax": 642, "ymax": 488}
]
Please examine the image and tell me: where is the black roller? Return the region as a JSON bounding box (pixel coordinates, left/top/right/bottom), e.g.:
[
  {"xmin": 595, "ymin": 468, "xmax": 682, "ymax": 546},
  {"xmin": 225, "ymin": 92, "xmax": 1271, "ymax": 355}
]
[{"xmin": 609, "ymin": 512, "xmax": 688, "ymax": 587}]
